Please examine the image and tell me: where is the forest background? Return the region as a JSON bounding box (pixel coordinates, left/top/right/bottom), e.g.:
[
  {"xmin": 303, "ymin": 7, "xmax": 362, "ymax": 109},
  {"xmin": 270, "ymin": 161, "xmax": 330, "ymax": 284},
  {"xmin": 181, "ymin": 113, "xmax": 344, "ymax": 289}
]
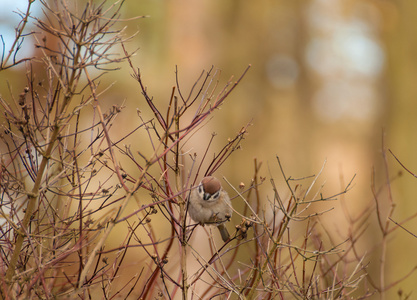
[{"xmin": 1, "ymin": 0, "xmax": 417, "ymax": 299}]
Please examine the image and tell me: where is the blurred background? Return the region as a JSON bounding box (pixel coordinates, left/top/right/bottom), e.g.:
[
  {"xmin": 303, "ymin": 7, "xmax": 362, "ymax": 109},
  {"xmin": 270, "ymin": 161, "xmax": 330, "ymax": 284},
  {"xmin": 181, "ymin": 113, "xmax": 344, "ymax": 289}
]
[{"xmin": 2, "ymin": 0, "xmax": 417, "ymax": 298}]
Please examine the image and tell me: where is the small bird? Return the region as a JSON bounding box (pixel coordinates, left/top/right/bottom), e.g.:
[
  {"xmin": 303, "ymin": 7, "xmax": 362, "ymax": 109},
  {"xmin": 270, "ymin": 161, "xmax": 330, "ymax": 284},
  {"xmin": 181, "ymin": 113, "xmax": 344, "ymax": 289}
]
[{"xmin": 188, "ymin": 176, "xmax": 232, "ymax": 242}]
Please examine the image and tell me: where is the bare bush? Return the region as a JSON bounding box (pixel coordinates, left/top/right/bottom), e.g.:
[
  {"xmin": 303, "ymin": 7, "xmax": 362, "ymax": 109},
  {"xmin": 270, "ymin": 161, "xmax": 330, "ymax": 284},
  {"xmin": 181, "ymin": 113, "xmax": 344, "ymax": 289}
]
[{"xmin": 1, "ymin": 1, "xmax": 416, "ymax": 299}]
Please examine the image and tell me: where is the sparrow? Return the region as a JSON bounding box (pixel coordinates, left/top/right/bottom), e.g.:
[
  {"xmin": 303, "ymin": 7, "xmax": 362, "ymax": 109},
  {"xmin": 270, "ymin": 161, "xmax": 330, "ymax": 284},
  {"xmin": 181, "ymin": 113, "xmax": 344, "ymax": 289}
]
[{"xmin": 188, "ymin": 176, "xmax": 232, "ymax": 242}]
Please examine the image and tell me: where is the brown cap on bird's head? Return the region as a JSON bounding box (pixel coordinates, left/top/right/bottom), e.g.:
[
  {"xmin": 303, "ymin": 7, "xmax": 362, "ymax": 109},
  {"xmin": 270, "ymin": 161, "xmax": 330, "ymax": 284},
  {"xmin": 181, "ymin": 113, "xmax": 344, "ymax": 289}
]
[{"xmin": 201, "ymin": 176, "xmax": 221, "ymax": 194}]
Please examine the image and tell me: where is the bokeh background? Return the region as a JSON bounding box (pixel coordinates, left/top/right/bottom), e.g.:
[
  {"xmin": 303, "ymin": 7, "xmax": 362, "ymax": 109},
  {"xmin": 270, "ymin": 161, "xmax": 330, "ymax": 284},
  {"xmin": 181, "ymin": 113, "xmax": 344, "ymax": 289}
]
[{"xmin": 2, "ymin": 0, "xmax": 417, "ymax": 298}]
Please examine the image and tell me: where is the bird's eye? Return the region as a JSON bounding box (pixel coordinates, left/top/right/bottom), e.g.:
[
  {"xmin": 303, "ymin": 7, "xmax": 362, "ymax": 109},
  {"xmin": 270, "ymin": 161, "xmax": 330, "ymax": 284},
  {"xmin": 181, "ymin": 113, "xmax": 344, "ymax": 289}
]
[
  {"xmin": 212, "ymin": 191, "xmax": 220, "ymax": 199},
  {"xmin": 198, "ymin": 185, "xmax": 203, "ymax": 194}
]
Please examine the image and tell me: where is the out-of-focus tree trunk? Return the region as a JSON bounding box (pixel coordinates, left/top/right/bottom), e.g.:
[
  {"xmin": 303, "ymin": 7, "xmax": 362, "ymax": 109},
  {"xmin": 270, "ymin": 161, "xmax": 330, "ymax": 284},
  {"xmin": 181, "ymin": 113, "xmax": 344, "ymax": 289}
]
[{"xmin": 382, "ymin": 0, "xmax": 417, "ymax": 295}]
